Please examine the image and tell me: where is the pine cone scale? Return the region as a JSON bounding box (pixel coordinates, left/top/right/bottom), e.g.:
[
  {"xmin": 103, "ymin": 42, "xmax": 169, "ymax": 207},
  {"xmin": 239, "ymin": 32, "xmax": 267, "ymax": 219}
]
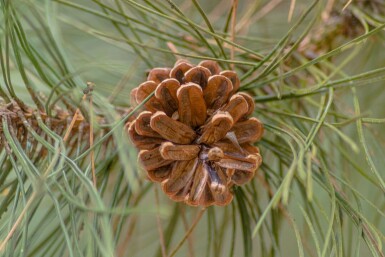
[
  {"xmin": 232, "ymin": 117, "xmax": 264, "ymax": 144},
  {"xmin": 188, "ymin": 163, "xmax": 208, "ymax": 205},
  {"xmin": 238, "ymin": 92, "xmax": 255, "ymax": 116},
  {"xmin": 197, "ymin": 112, "xmax": 234, "ymax": 145},
  {"xmin": 134, "ymin": 111, "xmax": 162, "ymax": 138},
  {"xmin": 138, "ymin": 147, "xmax": 173, "ymax": 171},
  {"xmin": 147, "ymin": 68, "xmax": 171, "ymax": 84},
  {"xmin": 154, "ymin": 78, "xmax": 180, "ymax": 116},
  {"xmin": 159, "ymin": 142, "xmax": 200, "ymax": 160},
  {"xmin": 220, "ymin": 70, "xmax": 240, "ymax": 94},
  {"xmin": 198, "ymin": 60, "xmax": 220, "ymax": 75},
  {"xmin": 170, "ymin": 61, "xmax": 193, "ymax": 83},
  {"xmin": 128, "ymin": 123, "xmax": 164, "ymax": 150},
  {"xmin": 203, "ymin": 75, "xmax": 233, "ymax": 110},
  {"xmin": 222, "ymin": 94, "xmax": 249, "ymax": 123},
  {"xmin": 162, "ymin": 158, "xmax": 198, "ymax": 196},
  {"xmin": 176, "ymin": 83, "xmax": 207, "ymax": 127},
  {"xmin": 147, "ymin": 165, "xmax": 171, "ymax": 182},
  {"xmin": 184, "ymin": 66, "xmax": 211, "ymax": 88},
  {"xmin": 217, "ymin": 155, "xmax": 259, "ymax": 171},
  {"xmin": 150, "ymin": 111, "xmax": 196, "ymax": 144}
]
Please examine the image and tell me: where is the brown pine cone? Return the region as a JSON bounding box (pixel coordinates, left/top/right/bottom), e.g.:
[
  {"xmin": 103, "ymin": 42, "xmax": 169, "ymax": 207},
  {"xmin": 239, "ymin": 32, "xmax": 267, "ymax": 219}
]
[
  {"xmin": 127, "ymin": 60, "xmax": 263, "ymax": 207},
  {"xmin": 0, "ymin": 99, "xmax": 89, "ymax": 158}
]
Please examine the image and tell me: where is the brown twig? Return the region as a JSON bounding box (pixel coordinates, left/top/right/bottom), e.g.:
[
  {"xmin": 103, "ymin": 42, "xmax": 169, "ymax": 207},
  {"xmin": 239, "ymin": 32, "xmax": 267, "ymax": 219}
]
[
  {"xmin": 342, "ymin": 0, "xmax": 353, "ymax": 11},
  {"xmin": 169, "ymin": 208, "xmax": 205, "ymax": 257},
  {"xmin": 0, "ymin": 128, "xmax": 55, "ymax": 252},
  {"xmin": 288, "ymin": 0, "xmax": 296, "ymax": 22},
  {"xmin": 0, "ymin": 190, "xmax": 37, "ymax": 253},
  {"xmin": 230, "ymin": 0, "xmax": 238, "ymax": 70},
  {"xmin": 116, "ymin": 187, "xmax": 145, "ymax": 257},
  {"xmin": 0, "ymin": 138, "xmax": 38, "ymax": 253},
  {"xmin": 62, "ymin": 82, "xmax": 95, "ymax": 185},
  {"xmin": 87, "ymin": 82, "xmax": 96, "ymax": 187},
  {"xmin": 166, "ymin": 42, "xmax": 182, "ymax": 61},
  {"xmin": 63, "ymin": 90, "xmax": 87, "ymax": 143},
  {"xmin": 322, "ymin": 0, "xmax": 336, "ymax": 21},
  {"xmin": 116, "ymin": 216, "xmax": 137, "ymax": 257},
  {"xmin": 180, "ymin": 206, "xmax": 194, "ymax": 257},
  {"xmin": 155, "ymin": 187, "xmax": 167, "ymax": 257},
  {"xmin": 237, "ymin": 0, "xmax": 283, "ymax": 34}
]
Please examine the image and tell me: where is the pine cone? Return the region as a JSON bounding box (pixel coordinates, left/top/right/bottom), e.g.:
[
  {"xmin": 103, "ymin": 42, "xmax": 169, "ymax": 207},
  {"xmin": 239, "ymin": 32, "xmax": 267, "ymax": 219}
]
[
  {"xmin": 127, "ymin": 60, "xmax": 263, "ymax": 207},
  {"xmin": 0, "ymin": 99, "xmax": 89, "ymax": 159}
]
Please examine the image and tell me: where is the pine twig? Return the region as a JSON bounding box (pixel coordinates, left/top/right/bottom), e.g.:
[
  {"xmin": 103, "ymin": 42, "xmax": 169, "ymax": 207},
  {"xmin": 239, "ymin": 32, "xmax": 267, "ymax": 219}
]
[
  {"xmin": 288, "ymin": 0, "xmax": 296, "ymax": 22},
  {"xmin": 63, "ymin": 87, "xmax": 88, "ymax": 142},
  {"xmin": 169, "ymin": 209, "xmax": 205, "ymax": 257},
  {"xmin": 230, "ymin": 0, "xmax": 238, "ymax": 69},
  {"xmin": 87, "ymin": 82, "xmax": 97, "ymax": 187},
  {"xmin": 155, "ymin": 187, "xmax": 167, "ymax": 257},
  {"xmin": 180, "ymin": 206, "xmax": 195, "ymax": 257}
]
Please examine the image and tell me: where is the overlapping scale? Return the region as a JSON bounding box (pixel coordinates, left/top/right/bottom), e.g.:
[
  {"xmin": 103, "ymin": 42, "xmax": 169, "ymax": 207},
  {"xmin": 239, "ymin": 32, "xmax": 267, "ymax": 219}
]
[{"xmin": 177, "ymin": 83, "xmax": 207, "ymax": 127}]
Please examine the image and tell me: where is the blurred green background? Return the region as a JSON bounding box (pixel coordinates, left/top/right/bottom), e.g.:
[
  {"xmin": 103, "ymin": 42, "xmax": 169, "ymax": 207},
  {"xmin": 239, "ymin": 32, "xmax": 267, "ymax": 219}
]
[{"xmin": 1, "ymin": 0, "xmax": 385, "ymax": 256}]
